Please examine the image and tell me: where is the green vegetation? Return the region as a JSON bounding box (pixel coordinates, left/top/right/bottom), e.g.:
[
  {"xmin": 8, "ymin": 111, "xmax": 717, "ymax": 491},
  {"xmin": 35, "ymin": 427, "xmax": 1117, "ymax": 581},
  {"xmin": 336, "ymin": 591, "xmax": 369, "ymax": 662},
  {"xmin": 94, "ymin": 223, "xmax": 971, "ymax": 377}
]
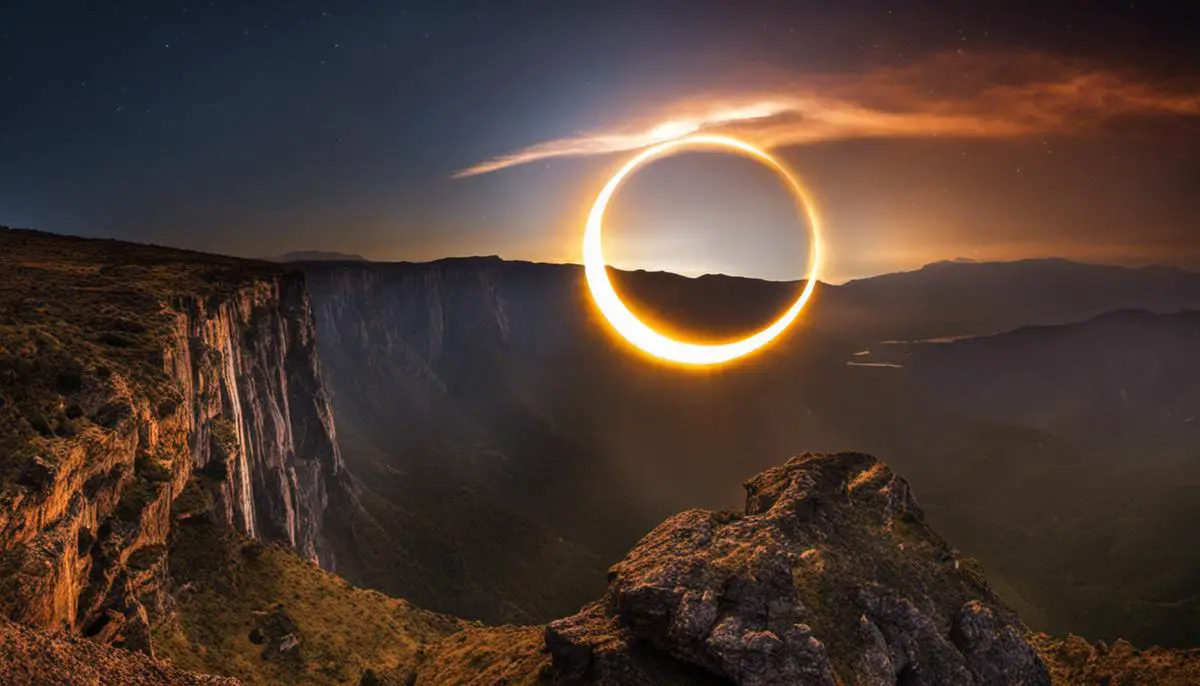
[
  {"xmin": 135, "ymin": 452, "xmax": 173, "ymax": 483},
  {"xmin": 413, "ymin": 626, "xmax": 552, "ymax": 685},
  {"xmin": 153, "ymin": 515, "xmax": 463, "ymax": 685},
  {"xmin": 126, "ymin": 544, "xmax": 167, "ymax": 572},
  {"xmin": 115, "ymin": 476, "xmax": 163, "ymax": 522},
  {"xmin": 170, "ymin": 479, "xmax": 212, "ymax": 520},
  {"xmin": 207, "ymin": 417, "xmax": 239, "ymax": 458}
]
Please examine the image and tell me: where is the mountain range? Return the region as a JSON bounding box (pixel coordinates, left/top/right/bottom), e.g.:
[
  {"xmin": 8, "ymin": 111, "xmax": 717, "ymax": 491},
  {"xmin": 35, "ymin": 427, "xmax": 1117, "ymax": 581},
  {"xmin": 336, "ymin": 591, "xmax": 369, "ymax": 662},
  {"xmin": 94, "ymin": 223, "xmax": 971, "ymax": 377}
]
[
  {"xmin": 1, "ymin": 226, "xmax": 1199, "ymax": 684},
  {"xmin": 298, "ymin": 253, "xmax": 1200, "ymax": 647}
]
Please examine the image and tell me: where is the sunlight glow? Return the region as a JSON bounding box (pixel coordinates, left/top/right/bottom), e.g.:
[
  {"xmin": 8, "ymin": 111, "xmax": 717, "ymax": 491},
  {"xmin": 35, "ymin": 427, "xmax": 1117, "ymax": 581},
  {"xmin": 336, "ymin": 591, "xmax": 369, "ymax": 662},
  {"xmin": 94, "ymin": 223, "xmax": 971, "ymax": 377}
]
[
  {"xmin": 648, "ymin": 120, "xmax": 701, "ymax": 141},
  {"xmin": 583, "ymin": 134, "xmax": 824, "ymax": 366}
]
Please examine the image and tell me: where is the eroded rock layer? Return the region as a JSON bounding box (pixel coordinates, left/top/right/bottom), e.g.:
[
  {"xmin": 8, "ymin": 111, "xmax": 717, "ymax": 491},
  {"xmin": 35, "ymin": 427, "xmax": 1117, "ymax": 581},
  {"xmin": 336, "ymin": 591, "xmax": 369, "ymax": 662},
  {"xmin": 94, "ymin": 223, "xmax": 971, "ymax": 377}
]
[{"xmin": 0, "ymin": 228, "xmax": 346, "ymax": 649}]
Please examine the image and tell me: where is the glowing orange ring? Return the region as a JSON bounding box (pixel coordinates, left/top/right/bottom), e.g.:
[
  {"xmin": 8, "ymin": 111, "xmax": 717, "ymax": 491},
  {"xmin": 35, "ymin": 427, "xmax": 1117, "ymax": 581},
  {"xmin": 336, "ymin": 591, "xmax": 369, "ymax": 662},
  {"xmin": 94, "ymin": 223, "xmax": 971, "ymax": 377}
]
[{"xmin": 583, "ymin": 133, "xmax": 824, "ymax": 366}]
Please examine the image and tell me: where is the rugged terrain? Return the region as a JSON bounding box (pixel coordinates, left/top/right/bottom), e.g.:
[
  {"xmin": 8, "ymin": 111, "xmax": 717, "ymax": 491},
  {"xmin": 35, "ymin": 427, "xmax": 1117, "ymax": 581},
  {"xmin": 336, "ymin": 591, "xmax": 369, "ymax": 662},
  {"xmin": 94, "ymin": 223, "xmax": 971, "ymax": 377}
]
[
  {"xmin": 0, "ymin": 227, "xmax": 348, "ymax": 650},
  {"xmin": 152, "ymin": 510, "xmax": 463, "ymax": 685},
  {"xmin": 2, "ymin": 228, "xmax": 1200, "ymax": 684},
  {"xmin": 542, "ymin": 452, "xmax": 1051, "ymax": 685},
  {"xmin": 891, "ymin": 309, "xmax": 1200, "ymax": 646},
  {"xmin": 6, "ymin": 449, "xmax": 1200, "ymax": 685},
  {"xmin": 300, "ymin": 256, "xmax": 1200, "ymax": 646},
  {"xmin": 0, "ymin": 615, "xmax": 237, "ymax": 686}
]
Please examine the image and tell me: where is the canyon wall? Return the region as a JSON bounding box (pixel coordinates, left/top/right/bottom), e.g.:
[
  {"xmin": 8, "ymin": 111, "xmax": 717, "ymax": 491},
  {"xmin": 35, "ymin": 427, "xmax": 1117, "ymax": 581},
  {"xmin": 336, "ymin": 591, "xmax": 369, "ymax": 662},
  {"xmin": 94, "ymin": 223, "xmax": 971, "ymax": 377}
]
[
  {"xmin": 0, "ymin": 235, "xmax": 345, "ymax": 653},
  {"xmin": 165, "ymin": 275, "xmax": 345, "ymax": 565},
  {"xmin": 299, "ymin": 259, "xmax": 619, "ymax": 623}
]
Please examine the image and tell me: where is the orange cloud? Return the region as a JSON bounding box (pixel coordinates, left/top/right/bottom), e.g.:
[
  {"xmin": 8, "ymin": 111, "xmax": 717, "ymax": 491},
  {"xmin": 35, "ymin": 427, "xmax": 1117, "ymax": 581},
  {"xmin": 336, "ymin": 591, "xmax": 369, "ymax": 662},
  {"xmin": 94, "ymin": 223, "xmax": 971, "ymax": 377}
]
[{"xmin": 454, "ymin": 52, "xmax": 1200, "ymax": 177}]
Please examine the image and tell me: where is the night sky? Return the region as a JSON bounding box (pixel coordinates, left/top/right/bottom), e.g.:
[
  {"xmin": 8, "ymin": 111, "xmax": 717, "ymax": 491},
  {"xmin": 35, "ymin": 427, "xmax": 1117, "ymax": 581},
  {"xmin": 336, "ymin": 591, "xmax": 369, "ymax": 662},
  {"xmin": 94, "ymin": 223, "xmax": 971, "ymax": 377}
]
[{"xmin": 3, "ymin": 1, "xmax": 1199, "ymax": 281}]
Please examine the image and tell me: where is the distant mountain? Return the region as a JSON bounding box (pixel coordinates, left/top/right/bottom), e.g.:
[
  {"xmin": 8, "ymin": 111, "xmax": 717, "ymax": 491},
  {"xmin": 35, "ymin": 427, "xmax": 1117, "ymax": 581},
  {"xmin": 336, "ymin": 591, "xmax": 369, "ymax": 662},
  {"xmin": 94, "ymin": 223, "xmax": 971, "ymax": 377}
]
[
  {"xmin": 860, "ymin": 308, "xmax": 1200, "ymax": 646},
  {"xmin": 268, "ymin": 250, "xmax": 368, "ymax": 262},
  {"xmin": 4, "ymin": 229, "xmax": 1200, "ymax": 683},
  {"xmin": 299, "ymin": 255, "xmax": 1200, "ymax": 644},
  {"xmin": 830, "ymin": 258, "xmax": 1200, "ymax": 344},
  {"xmin": 925, "ymin": 256, "xmax": 981, "ymax": 266},
  {"xmin": 903, "ymin": 308, "xmax": 1200, "ymax": 458}
]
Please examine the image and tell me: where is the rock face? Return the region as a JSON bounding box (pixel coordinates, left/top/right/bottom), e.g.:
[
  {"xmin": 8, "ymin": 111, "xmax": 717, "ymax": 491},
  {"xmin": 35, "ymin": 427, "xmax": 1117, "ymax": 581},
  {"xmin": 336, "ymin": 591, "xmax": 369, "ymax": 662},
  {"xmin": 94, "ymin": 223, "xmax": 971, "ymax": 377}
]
[
  {"xmin": 300, "ymin": 256, "xmax": 1200, "ymax": 648},
  {"xmin": 546, "ymin": 453, "xmax": 1050, "ymax": 685},
  {"xmin": 299, "ymin": 259, "xmax": 623, "ymax": 623},
  {"xmin": 0, "ymin": 616, "xmax": 240, "ymax": 686},
  {"xmin": 0, "ymin": 228, "xmax": 346, "ymax": 650},
  {"xmin": 164, "ymin": 276, "xmax": 345, "ymax": 566}
]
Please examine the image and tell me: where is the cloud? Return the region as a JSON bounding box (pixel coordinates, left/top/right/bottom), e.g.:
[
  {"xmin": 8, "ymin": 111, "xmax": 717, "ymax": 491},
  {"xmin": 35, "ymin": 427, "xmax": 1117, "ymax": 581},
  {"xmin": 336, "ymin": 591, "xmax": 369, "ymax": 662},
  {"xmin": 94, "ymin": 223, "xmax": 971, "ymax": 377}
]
[{"xmin": 454, "ymin": 52, "xmax": 1200, "ymax": 177}]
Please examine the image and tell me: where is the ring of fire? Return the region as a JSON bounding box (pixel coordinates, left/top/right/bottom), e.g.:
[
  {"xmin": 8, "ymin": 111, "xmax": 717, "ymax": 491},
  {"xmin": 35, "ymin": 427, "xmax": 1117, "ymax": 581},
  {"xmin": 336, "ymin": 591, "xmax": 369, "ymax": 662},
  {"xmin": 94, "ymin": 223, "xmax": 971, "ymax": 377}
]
[{"xmin": 583, "ymin": 133, "xmax": 824, "ymax": 366}]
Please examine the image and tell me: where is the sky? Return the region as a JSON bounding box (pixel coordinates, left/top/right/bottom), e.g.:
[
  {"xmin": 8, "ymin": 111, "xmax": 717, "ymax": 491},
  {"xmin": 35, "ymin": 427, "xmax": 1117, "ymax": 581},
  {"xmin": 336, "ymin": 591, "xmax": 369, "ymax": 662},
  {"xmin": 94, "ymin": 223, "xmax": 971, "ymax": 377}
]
[{"xmin": 2, "ymin": 0, "xmax": 1198, "ymax": 282}]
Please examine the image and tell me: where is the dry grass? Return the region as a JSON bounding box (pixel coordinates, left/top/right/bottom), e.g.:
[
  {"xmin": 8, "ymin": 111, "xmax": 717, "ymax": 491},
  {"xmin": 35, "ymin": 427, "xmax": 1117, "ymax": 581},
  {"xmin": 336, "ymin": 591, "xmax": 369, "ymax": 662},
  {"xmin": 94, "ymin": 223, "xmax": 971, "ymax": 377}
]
[
  {"xmin": 415, "ymin": 625, "xmax": 553, "ymax": 686},
  {"xmin": 0, "ymin": 227, "xmax": 285, "ymax": 482},
  {"xmin": 154, "ymin": 518, "xmax": 463, "ymax": 685}
]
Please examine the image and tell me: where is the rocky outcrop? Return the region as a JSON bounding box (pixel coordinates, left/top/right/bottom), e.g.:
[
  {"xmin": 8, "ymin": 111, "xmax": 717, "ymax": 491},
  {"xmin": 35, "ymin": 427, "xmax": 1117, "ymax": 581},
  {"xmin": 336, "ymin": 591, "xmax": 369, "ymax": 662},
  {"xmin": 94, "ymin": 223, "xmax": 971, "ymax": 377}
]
[
  {"xmin": 1031, "ymin": 633, "xmax": 1200, "ymax": 685},
  {"xmin": 0, "ymin": 228, "xmax": 346, "ymax": 651},
  {"xmin": 0, "ymin": 616, "xmax": 241, "ymax": 685},
  {"xmin": 545, "ymin": 453, "xmax": 1050, "ymax": 685}
]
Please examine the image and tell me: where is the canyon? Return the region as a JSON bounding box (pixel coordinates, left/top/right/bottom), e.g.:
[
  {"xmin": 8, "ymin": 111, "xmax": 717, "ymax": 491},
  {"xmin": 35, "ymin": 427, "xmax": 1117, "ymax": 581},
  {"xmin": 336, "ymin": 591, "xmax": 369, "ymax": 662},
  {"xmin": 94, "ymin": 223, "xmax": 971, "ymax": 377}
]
[
  {"xmin": 2, "ymin": 227, "xmax": 1200, "ymax": 684},
  {"xmin": 299, "ymin": 255, "xmax": 1200, "ymax": 647},
  {"xmin": 0, "ymin": 228, "xmax": 349, "ymax": 651}
]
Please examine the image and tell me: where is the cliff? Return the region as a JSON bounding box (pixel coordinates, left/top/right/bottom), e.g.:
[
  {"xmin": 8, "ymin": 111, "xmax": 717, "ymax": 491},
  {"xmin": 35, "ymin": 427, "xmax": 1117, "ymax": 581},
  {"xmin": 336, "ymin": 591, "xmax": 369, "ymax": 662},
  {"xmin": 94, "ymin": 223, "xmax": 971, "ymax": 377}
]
[
  {"xmin": 540, "ymin": 452, "xmax": 1049, "ymax": 685},
  {"xmin": 299, "ymin": 257, "xmax": 1200, "ymax": 648},
  {"xmin": 0, "ymin": 228, "xmax": 346, "ymax": 652},
  {"xmin": 300, "ymin": 259, "xmax": 618, "ymax": 624},
  {"xmin": 415, "ymin": 453, "xmax": 1200, "ymax": 685}
]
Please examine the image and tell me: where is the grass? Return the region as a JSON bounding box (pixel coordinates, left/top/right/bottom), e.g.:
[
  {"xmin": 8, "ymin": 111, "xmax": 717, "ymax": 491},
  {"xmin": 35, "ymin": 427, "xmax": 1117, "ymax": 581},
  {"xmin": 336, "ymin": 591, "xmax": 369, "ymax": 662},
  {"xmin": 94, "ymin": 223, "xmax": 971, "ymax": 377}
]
[
  {"xmin": 413, "ymin": 625, "xmax": 553, "ymax": 685},
  {"xmin": 0, "ymin": 226, "xmax": 287, "ymax": 484},
  {"xmin": 153, "ymin": 513, "xmax": 464, "ymax": 685}
]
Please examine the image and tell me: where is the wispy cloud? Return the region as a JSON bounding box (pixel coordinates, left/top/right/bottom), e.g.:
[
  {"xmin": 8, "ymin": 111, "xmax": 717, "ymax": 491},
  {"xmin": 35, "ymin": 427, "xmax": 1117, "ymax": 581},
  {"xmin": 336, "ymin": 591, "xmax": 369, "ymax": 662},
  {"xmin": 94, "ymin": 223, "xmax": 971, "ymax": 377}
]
[{"xmin": 454, "ymin": 52, "xmax": 1200, "ymax": 177}]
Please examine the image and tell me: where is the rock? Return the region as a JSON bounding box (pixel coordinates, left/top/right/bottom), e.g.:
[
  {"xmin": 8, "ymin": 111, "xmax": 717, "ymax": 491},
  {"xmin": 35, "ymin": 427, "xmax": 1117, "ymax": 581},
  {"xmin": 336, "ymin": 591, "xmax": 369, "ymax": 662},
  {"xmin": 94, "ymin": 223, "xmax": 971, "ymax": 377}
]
[
  {"xmin": 952, "ymin": 601, "xmax": 1047, "ymax": 685},
  {"xmin": 1031, "ymin": 633, "xmax": 1200, "ymax": 685},
  {"xmin": 249, "ymin": 604, "xmax": 303, "ymax": 663},
  {"xmin": 118, "ymin": 602, "xmax": 155, "ymax": 657},
  {"xmin": 278, "ymin": 633, "xmax": 300, "ymax": 652},
  {"xmin": 545, "ymin": 603, "xmax": 728, "ymax": 685},
  {"xmin": 15, "ymin": 456, "xmax": 55, "ymax": 490},
  {"xmin": 546, "ymin": 453, "xmax": 1051, "ymax": 686},
  {"xmin": 85, "ymin": 609, "xmax": 127, "ymax": 645},
  {"xmin": 0, "ymin": 616, "xmax": 239, "ymax": 685},
  {"xmin": 0, "ymin": 229, "xmax": 352, "ymax": 651},
  {"xmin": 90, "ymin": 401, "xmax": 132, "ymax": 429}
]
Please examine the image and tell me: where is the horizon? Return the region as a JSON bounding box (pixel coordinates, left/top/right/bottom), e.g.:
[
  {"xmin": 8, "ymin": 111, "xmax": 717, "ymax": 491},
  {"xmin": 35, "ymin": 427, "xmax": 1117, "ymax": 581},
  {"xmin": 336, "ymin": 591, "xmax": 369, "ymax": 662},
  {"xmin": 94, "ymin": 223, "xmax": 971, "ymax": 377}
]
[
  {"xmin": 4, "ymin": 223, "xmax": 1196, "ymax": 286},
  {"xmin": 4, "ymin": 2, "xmax": 1199, "ymax": 282},
  {"xmin": 6, "ymin": 3, "xmax": 1200, "ymax": 683}
]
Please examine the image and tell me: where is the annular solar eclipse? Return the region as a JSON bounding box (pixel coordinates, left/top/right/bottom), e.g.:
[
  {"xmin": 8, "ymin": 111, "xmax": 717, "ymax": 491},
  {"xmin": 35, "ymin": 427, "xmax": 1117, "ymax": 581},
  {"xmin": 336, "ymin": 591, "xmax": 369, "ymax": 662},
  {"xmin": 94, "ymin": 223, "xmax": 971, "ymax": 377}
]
[{"xmin": 583, "ymin": 134, "xmax": 824, "ymax": 366}]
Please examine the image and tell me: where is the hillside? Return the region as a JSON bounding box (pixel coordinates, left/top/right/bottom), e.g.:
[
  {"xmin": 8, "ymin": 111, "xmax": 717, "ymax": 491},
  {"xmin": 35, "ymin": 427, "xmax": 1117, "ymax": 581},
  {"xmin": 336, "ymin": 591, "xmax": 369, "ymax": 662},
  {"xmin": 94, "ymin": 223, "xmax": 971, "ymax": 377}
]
[
  {"xmin": 1, "ymin": 229, "xmax": 1199, "ymax": 683},
  {"xmin": 299, "ymin": 255, "xmax": 1200, "ymax": 646},
  {"xmin": 153, "ymin": 510, "xmax": 462, "ymax": 685},
  {"xmin": 0, "ymin": 617, "xmax": 237, "ymax": 686},
  {"xmin": 902, "ymin": 309, "xmax": 1200, "ymax": 459},
  {"xmin": 0, "ymin": 227, "xmax": 348, "ymax": 647},
  {"xmin": 835, "ymin": 259, "xmax": 1200, "ymax": 344},
  {"xmin": 5, "ymin": 453, "xmax": 1200, "ymax": 685},
  {"xmin": 887, "ymin": 309, "xmax": 1200, "ymax": 646}
]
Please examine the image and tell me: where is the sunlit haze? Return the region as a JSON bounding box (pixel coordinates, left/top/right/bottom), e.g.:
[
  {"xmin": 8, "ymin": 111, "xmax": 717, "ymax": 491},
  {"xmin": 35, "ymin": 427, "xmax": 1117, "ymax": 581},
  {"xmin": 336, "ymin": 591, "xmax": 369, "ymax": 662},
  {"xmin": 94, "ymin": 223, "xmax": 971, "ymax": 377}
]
[{"xmin": 2, "ymin": 2, "xmax": 1198, "ymax": 281}]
